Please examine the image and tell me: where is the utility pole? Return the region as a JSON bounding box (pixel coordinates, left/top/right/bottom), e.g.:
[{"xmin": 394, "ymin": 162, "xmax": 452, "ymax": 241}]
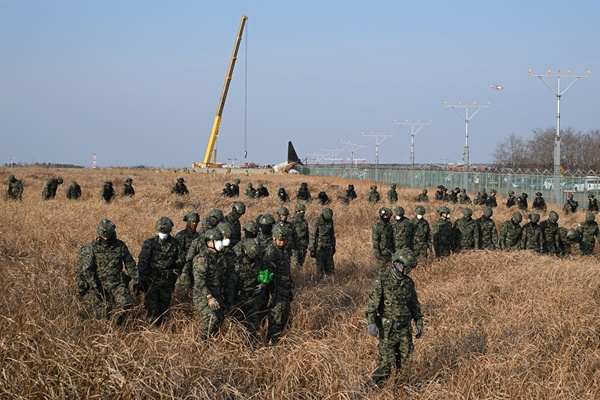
[
  {"xmin": 362, "ymin": 132, "xmax": 393, "ymax": 165},
  {"xmin": 444, "ymin": 101, "xmax": 490, "ymax": 189},
  {"xmin": 529, "ymin": 69, "xmax": 590, "ymax": 204},
  {"xmin": 394, "ymin": 119, "xmax": 431, "ymax": 168},
  {"xmin": 340, "ymin": 140, "xmax": 365, "ymax": 167}
]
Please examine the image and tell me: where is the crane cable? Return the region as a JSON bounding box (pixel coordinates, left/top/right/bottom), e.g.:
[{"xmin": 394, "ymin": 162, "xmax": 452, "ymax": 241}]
[{"xmin": 243, "ymin": 20, "xmax": 248, "ymax": 159}]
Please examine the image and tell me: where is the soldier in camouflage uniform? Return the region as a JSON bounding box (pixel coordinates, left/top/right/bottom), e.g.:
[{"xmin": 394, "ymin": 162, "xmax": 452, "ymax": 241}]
[
  {"xmin": 296, "ymin": 182, "xmax": 311, "ymax": 201},
  {"xmin": 387, "ymin": 183, "xmax": 398, "ymax": 204},
  {"xmin": 277, "ymin": 187, "xmax": 290, "ymax": 202},
  {"xmin": 532, "ymin": 192, "xmax": 547, "ymax": 212},
  {"xmin": 474, "ymin": 188, "xmax": 488, "ymax": 206},
  {"xmin": 101, "ymin": 181, "xmax": 115, "ymax": 203},
  {"xmin": 316, "ymin": 191, "xmax": 331, "ymax": 205},
  {"xmin": 256, "ymin": 183, "xmax": 270, "ymax": 198},
  {"xmin": 225, "ymin": 201, "xmax": 246, "ymax": 248},
  {"xmin": 257, "ymin": 214, "xmax": 276, "ymax": 252},
  {"xmin": 559, "ymin": 228, "xmax": 579, "ymax": 257},
  {"xmin": 486, "ymin": 189, "xmax": 498, "ymax": 208},
  {"xmin": 453, "ymin": 207, "xmax": 479, "ymax": 252},
  {"xmin": 458, "ymin": 188, "xmax": 471, "ymax": 204},
  {"xmin": 175, "ymin": 211, "xmax": 200, "ymax": 256},
  {"xmin": 415, "ymin": 188, "xmax": 429, "ymax": 202},
  {"xmin": 138, "ymin": 216, "xmax": 184, "ymax": 325},
  {"xmin": 276, "ymin": 207, "xmax": 298, "ymax": 261},
  {"xmin": 42, "ymin": 177, "xmax": 63, "ymax": 200},
  {"xmin": 346, "ymin": 184, "xmax": 357, "ymax": 201},
  {"xmin": 434, "ymin": 185, "xmax": 445, "ymax": 201},
  {"xmin": 432, "ymin": 206, "xmax": 454, "ymax": 257},
  {"xmin": 540, "ymin": 211, "xmax": 560, "ymax": 255},
  {"xmin": 392, "ymin": 206, "xmax": 413, "ymax": 252},
  {"xmin": 499, "ymin": 212, "xmax": 523, "ymax": 251},
  {"xmin": 517, "ymin": 193, "xmax": 528, "ymax": 210},
  {"xmin": 180, "ymin": 217, "xmax": 218, "ymax": 292},
  {"xmin": 505, "ymin": 191, "xmax": 517, "ymax": 208},
  {"xmin": 448, "ymin": 187, "xmax": 459, "ymax": 204},
  {"xmin": 564, "ymin": 194, "xmax": 579, "ymax": 214},
  {"xmin": 372, "ymin": 207, "xmax": 395, "ymax": 273},
  {"xmin": 365, "ymin": 249, "xmax": 423, "ymax": 386},
  {"xmin": 7, "ymin": 174, "xmax": 24, "ymax": 200},
  {"xmin": 264, "ymin": 224, "xmax": 294, "ymax": 345},
  {"xmin": 245, "ymin": 182, "xmax": 257, "ymax": 198},
  {"xmin": 75, "ymin": 219, "xmax": 139, "ymax": 324},
  {"xmin": 587, "ymin": 194, "xmax": 599, "ymax": 212},
  {"xmin": 171, "ymin": 178, "xmax": 189, "ymax": 196},
  {"xmin": 193, "ymin": 229, "xmax": 226, "ymax": 340},
  {"xmin": 520, "ymin": 213, "xmax": 543, "ymax": 253},
  {"xmin": 231, "ymin": 178, "xmax": 241, "ymax": 197},
  {"xmin": 476, "ymin": 206, "xmax": 498, "ymax": 250},
  {"xmin": 411, "ymin": 205, "xmax": 432, "ymax": 264},
  {"xmin": 368, "ymin": 185, "xmax": 381, "ymax": 203},
  {"xmin": 66, "ymin": 181, "xmax": 82, "ymax": 199},
  {"xmin": 309, "ymin": 207, "xmax": 336, "ymax": 277},
  {"xmin": 291, "ymin": 203, "xmax": 309, "ymax": 267},
  {"xmin": 122, "ymin": 178, "xmax": 135, "ymax": 197},
  {"xmin": 217, "ymin": 222, "xmax": 237, "ymax": 310},
  {"xmin": 576, "ymin": 212, "xmax": 599, "ymax": 255}
]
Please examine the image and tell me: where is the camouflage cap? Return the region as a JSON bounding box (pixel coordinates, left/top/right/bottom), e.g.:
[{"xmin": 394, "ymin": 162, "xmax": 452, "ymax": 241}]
[
  {"xmin": 183, "ymin": 211, "xmax": 200, "ymax": 222},
  {"xmin": 272, "ymin": 223, "xmax": 288, "ymax": 240},
  {"xmin": 277, "ymin": 206, "xmax": 290, "ymax": 216},
  {"xmin": 97, "ymin": 219, "xmax": 116, "ymax": 238},
  {"xmin": 242, "ymin": 239, "xmax": 259, "ymax": 260},
  {"xmin": 155, "ymin": 216, "xmax": 174, "ymax": 233},
  {"xmin": 243, "ymin": 220, "xmax": 259, "ymax": 234},
  {"xmin": 295, "ymin": 203, "xmax": 306, "ymax": 212},
  {"xmin": 322, "ymin": 207, "xmax": 333, "ymax": 220},
  {"xmin": 549, "ymin": 211, "xmax": 559, "ymax": 222},
  {"xmin": 482, "ymin": 206, "xmax": 493, "ymax": 218},
  {"xmin": 393, "ymin": 206, "xmax": 405, "ymax": 216},
  {"xmin": 512, "ymin": 212, "xmax": 523, "ymax": 223}
]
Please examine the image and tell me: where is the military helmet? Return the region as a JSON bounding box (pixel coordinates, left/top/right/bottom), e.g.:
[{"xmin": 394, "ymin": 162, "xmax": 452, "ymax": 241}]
[
  {"xmin": 295, "ymin": 203, "xmax": 306, "ymax": 212},
  {"xmin": 454, "ymin": 187, "xmax": 460, "ymax": 192},
  {"xmin": 437, "ymin": 185, "xmax": 444, "ymax": 189},
  {"xmin": 438, "ymin": 206, "xmax": 450, "ymax": 215},
  {"xmin": 490, "ymin": 189, "xmax": 497, "ymax": 194},
  {"xmin": 208, "ymin": 209, "xmax": 224, "ymax": 222},
  {"xmin": 548, "ymin": 211, "xmax": 559, "ymax": 222},
  {"xmin": 8, "ymin": 174, "xmax": 15, "ymax": 182},
  {"xmin": 589, "ymin": 194, "xmax": 595, "ymax": 199},
  {"xmin": 416, "ymin": 205, "xmax": 426, "ymax": 215},
  {"xmin": 348, "ymin": 184, "xmax": 354, "ymax": 189},
  {"xmin": 392, "ymin": 248, "xmax": 417, "ymax": 269},
  {"xmin": 317, "ymin": 191, "xmax": 327, "ymax": 199},
  {"xmin": 272, "ymin": 223, "xmax": 289, "ymax": 241},
  {"xmin": 225, "ymin": 183, "xmax": 231, "ymax": 187},
  {"xmin": 461, "ymin": 188, "xmax": 466, "ymax": 193},
  {"xmin": 529, "ymin": 213, "xmax": 540, "ymax": 223},
  {"xmin": 422, "ymin": 188, "xmax": 427, "ymax": 194},
  {"xmin": 258, "ymin": 213, "xmax": 275, "ymax": 226},
  {"xmin": 568, "ymin": 194, "xmax": 574, "ymax": 199},
  {"xmin": 536, "ymin": 192, "xmax": 542, "ymax": 197},
  {"xmin": 234, "ymin": 178, "xmax": 240, "ymax": 184},
  {"xmin": 126, "ymin": 177, "xmax": 133, "ymax": 183},
  {"xmin": 509, "ymin": 190, "xmax": 515, "ymax": 195},
  {"xmin": 370, "ymin": 185, "xmax": 377, "ymax": 190},
  {"xmin": 97, "ymin": 219, "xmax": 116, "ymax": 238},
  {"xmin": 217, "ymin": 222, "xmax": 232, "ymax": 238},
  {"xmin": 177, "ymin": 177, "xmax": 184, "ymax": 183},
  {"xmin": 322, "ymin": 207, "xmax": 333, "ymax": 220},
  {"xmin": 277, "ymin": 206, "xmax": 290, "ymax": 216},
  {"xmin": 106, "ymin": 181, "xmax": 113, "ymax": 187},
  {"xmin": 57, "ymin": 177, "xmax": 64, "ymax": 184},
  {"xmin": 586, "ymin": 212, "xmax": 596, "ymax": 223},
  {"xmin": 204, "ymin": 228, "xmax": 223, "ymax": 241},
  {"xmin": 183, "ymin": 211, "xmax": 200, "ymax": 223},
  {"xmin": 243, "ymin": 220, "xmax": 259, "ymax": 234},
  {"xmin": 393, "ymin": 206, "xmax": 405, "ymax": 216},
  {"xmin": 242, "ymin": 239, "xmax": 259, "ymax": 260},
  {"xmin": 462, "ymin": 208, "xmax": 473, "ymax": 217},
  {"xmin": 512, "ymin": 212, "xmax": 523, "ymax": 223},
  {"xmin": 480, "ymin": 188, "xmax": 487, "ymax": 193},
  {"xmin": 482, "ymin": 206, "xmax": 493, "ymax": 218},
  {"xmin": 566, "ymin": 228, "xmax": 579, "ymax": 240},
  {"xmin": 257, "ymin": 183, "xmax": 264, "ymax": 189},
  {"xmin": 391, "ymin": 183, "xmax": 397, "ymax": 189},
  {"xmin": 247, "ymin": 182, "xmax": 253, "ymax": 188},
  {"xmin": 202, "ymin": 217, "xmax": 217, "ymax": 230},
  {"xmin": 379, "ymin": 207, "xmax": 392, "ymax": 218},
  {"xmin": 521, "ymin": 193, "xmax": 528, "ymax": 199},
  {"xmin": 155, "ymin": 216, "xmax": 174, "ymax": 233},
  {"xmin": 232, "ymin": 201, "xmax": 246, "ymax": 215},
  {"xmin": 301, "ymin": 182, "xmax": 308, "ymax": 187}
]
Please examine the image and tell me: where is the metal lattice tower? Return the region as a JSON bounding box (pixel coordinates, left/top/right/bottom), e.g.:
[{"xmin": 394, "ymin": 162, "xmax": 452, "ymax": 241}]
[
  {"xmin": 340, "ymin": 140, "xmax": 365, "ymax": 167},
  {"xmin": 362, "ymin": 132, "xmax": 393, "ymax": 165},
  {"xmin": 394, "ymin": 119, "xmax": 431, "ymax": 167}
]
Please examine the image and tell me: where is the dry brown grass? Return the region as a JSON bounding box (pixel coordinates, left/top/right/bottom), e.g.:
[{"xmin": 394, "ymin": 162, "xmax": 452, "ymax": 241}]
[{"xmin": 1, "ymin": 167, "xmax": 599, "ymax": 399}]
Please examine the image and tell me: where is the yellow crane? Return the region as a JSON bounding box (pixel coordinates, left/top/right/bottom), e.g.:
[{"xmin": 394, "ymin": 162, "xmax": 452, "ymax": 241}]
[{"xmin": 196, "ymin": 15, "xmax": 247, "ymax": 168}]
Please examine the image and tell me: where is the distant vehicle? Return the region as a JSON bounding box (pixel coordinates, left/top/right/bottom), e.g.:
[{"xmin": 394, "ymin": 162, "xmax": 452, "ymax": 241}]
[
  {"xmin": 573, "ymin": 176, "xmax": 600, "ymax": 192},
  {"xmin": 490, "ymin": 84, "xmax": 503, "ymax": 90}
]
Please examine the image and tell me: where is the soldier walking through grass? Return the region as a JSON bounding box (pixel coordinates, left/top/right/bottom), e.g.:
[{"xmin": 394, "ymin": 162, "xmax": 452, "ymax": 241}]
[
  {"xmin": 411, "ymin": 205, "xmax": 432, "ymax": 265},
  {"xmin": 309, "ymin": 207, "xmax": 336, "ymax": 277},
  {"xmin": 7, "ymin": 174, "xmax": 23, "ymax": 200},
  {"xmin": 42, "ymin": 177, "xmax": 63, "ymax": 200},
  {"xmin": 372, "ymin": 207, "xmax": 395, "ymax": 273}
]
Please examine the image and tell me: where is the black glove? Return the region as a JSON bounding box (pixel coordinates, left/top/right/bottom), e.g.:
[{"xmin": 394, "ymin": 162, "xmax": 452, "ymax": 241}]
[
  {"xmin": 132, "ymin": 283, "xmax": 142, "ymax": 296},
  {"xmin": 310, "ymin": 250, "xmax": 316, "ymax": 258},
  {"xmin": 253, "ymin": 283, "xmax": 266, "ymax": 296},
  {"xmin": 416, "ymin": 324, "xmax": 424, "ymax": 339}
]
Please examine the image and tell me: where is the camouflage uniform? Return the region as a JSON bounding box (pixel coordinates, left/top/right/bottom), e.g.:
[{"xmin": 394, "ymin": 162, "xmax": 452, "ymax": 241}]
[
  {"xmin": 308, "ymin": 207, "xmax": 336, "ymax": 276},
  {"xmin": 532, "ymin": 193, "xmax": 547, "ymax": 212},
  {"xmin": 411, "ymin": 206, "xmax": 431, "ymax": 264},
  {"xmin": 316, "ymin": 191, "xmax": 331, "ymax": 205},
  {"xmin": 365, "ymin": 249, "xmax": 423, "ymax": 386},
  {"xmin": 255, "ymin": 183, "xmax": 269, "ymax": 198},
  {"xmin": 474, "ymin": 188, "xmax": 488, "ymax": 206},
  {"xmin": 520, "ymin": 214, "xmax": 543, "ymax": 253},
  {"xmin": 42, "ymin": 177, "xmax": 63, "ymax": 200},
  {"xmin": 66, "ymin": 181, "xmax": 82, "ymax": 199},
  {"xmin": 415, "ymin": 189, "xmax": 429, "ymax": 202},
  {"xmin": 101, "ymin": 182, "xmax": 115, "ymax": 203},
  {"xmin": 225, "ymin": 201, "xmax": 246, "ymax": 248},
  {"xmin": 505, "ymin": 191, "xmax": 517, "ymax": 208},
  {"xmin": 576, "ymin": 213, "xmax": 599, "ymax": 255},
  {"xmin": 346, "ymin": 184, "xmax": 357, "ymax": 201},
  {"xmin": 368, "ymin": 185, "xmax": 381, "ymax": 203},
  {"xmin": 7, "ymin": 175, "xmax": 23, "ymax": 200},
  {"xmin": 434, "ymin": 186, "xmax": 444, "ymax": 201},
  {"xmin": 486, "ymin": 190, "xmax": 498, "ymax": 208},
  {"xmin": 587, "ymin": 195, "xmax": 599, "ymax": 212},
  {"xmin": 75, "ymin": 219, "xmax": 138, "ymax": 324},
  {"xmin": 175, "ymin": 212, "xmax": 201, "ymax": 256},
  {"xmin": 517, "ymin": 193, "xmax": 528, "ymax": 210},
  {"xmin": 499, "ymin": 212, "xmax": 523, "ymax": 250},
  {"xmin": 122, "ymin": 178, "xmax": 135, "ymax": 197},
  {"xmin": 217, "ymin": 222, "xmax": 238, "ymax": 310},
  {"xmin": 180, "ymin": 217, "xmax": 218, "ymax": 291},
  {"xmin": 448, "ymin": 188, "xmax": 459, "ymax": 204},
  {"xmin": 475, "ymin": 207, "xmax": 498, "ymax": 250},
  {"xmin": 245, "ymin": 183, "xmax": 257, "ymax": 198},
  {"xmin": 276, "ymin": 208, "xmax": 298, "ymax": 262},
  {"xmin": 296, "ymin": 182, "xmax": 311, "ymax": 201},
  {"xmin": 138, "ymin": 217, "xmax": 184, "ymax": 324},
  {"xmin": 564, "ymin": 195, "xmax": 579, "ymax": 214},
  {"xmin": 432, "ymin": 207, "xmax": 454, "ymax": 257},
  {"xmin": 231, "ymin": 178, "xmax": 240, "ymax": 197},
  {"xmin": 558, "ymin": 228, "xmax": 578, "ymax": 257},
  {"xmin": 453, "ymin": 208, "xmax": 479, "ymax": 252},
  {"xmin": 459, "ymin": 189, "xmax": 472, "ymax": 205},
  {"xmin": 291, "ymin": 204, "xmax": 309, "ymax": 266},
  {"xmin": 387, "ymin": 184, "xmax": 398, "ymax": 204},
  {"xmin": 192, "ymin": 230, "xmax": 225, "ymax": 340},
  {"xmin": 540, "ymin": 212, "xmax": 560, "ymax": 255},
  {"xmin": 372, "ymin": 208, "xmax": 395, "ymax": 273},
  {"xmin": 171, "ymin": 178, "xmax": 189, "ymax": 196},
  {"xmin": 277, "ymin": 187, "xmax": 290, "ymax": 202},
  {"xmin": 392, "ymin": 206, "xmax": 414, "ymax": 251},
  {"xmin": 257, "ymin": 214, "xmax": 276, "ymax": 255},
  {"xmin": 265, "ymin": 225, "xmax": 294, "ymax": 345}
]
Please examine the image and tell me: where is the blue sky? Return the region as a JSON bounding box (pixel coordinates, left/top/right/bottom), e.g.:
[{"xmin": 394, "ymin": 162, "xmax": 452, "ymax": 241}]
[{"xmin": 2, "ymin": 1, "xmax": 599, "ymax": 168}]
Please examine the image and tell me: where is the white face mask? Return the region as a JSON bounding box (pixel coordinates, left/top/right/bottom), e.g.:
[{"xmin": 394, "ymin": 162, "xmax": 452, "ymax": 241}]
[
  {"xmin": 417, "ymin": 214, "xmax": 423, "ymax": 220},
  {"xmin": 222, "ymin": 238, "xmax": 231, "ymax": 247},
  {"xmin": 395, "ymin": 216, "xmax": 401, "ymax": 220},
  {"xmin": 214, "ymin": 240, "xmax": 223, "ymax": 252},
  {"xmin": 158, "ymin": 232, "xmax": 169, "ymax": 240},
  {"xmin": 446, "ymin": 213, "xmax": 450, "ymax": 219}
]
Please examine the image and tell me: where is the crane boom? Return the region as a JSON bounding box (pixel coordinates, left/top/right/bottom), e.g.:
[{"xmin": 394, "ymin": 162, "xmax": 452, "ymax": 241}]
[{"xmin": 201, "ymin": 15, "xmax": 247, "ymax": 167}]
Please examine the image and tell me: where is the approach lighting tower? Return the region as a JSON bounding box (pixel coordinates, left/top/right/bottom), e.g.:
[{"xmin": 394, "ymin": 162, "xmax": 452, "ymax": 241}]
[
  {"xmin": 362, "ymin": 132, "xmax": 393, "ymax": 165},
  {"xmin": 529, "ymin": 69, "xmax": 590, "ymax": 204},
  {"xmin": 394, "ymin": 119, "xmax": 431, "ymax": 168},
  {"xmin": 340, "ymin": 140, "xmax": 365, "ymax": 167}
]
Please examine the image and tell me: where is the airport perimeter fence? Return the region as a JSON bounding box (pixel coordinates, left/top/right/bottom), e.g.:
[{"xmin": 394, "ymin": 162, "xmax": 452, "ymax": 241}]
[{"xmin": 299, "ymin": 165, "xmax": 600, "ymax": 206}]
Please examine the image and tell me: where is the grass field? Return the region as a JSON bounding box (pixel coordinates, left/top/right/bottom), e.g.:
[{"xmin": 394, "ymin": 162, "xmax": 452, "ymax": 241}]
[{"xmin": 1, "ymin": 167, "xmax": 599, "ymax": 399}]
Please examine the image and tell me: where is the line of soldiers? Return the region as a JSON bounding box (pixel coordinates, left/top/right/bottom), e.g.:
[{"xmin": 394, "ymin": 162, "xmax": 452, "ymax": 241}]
[{"xmin": 74, "ymin": 200, "xmax": 336, "ymax": 346}]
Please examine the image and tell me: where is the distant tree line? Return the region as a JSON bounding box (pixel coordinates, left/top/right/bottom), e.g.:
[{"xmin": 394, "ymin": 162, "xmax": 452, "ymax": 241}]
[
  {"xmin": 2, "ymin": 162, "xmax": 85, "ymax": 169},
  {"xmin": 493, "ymin": 127, "xmax": 600, "ymax": 171}
]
